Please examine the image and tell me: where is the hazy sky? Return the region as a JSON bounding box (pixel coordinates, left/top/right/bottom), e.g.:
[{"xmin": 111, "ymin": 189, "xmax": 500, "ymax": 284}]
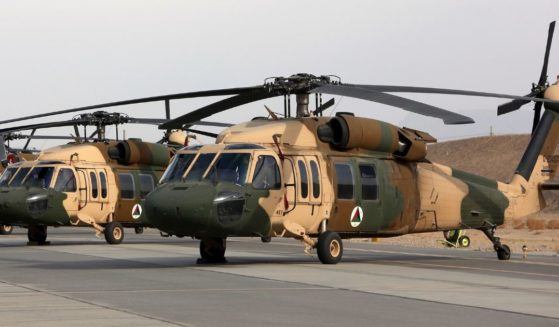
[{"xmin": 1, "ymin": 0, "xmax": 559, "ymax": 148}]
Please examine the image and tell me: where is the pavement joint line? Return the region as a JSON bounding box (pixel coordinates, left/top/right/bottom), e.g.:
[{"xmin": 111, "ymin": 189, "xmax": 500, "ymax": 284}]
[
  {"xmin": 0, "ymin": 279, "xmax": 194, "ymax": 327},
  {"xmin": 194, "ymin": 265, "xmax": 559, "ymax": 321},
  {"xmin": 54, "ymin": 287, "xmax": 331, "ymax": 294}
]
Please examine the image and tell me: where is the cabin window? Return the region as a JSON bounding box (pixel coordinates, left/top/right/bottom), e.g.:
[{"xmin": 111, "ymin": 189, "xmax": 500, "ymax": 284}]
[
  {"xmin": 185, "ymin": 153, "xmax": 216, "ymax": 182},
  {"xmin": 99, "ymin": 171, "xmax": 108, "ymax": 198},
  {"xmin": 334, "ymin": 163, "xmax": 354, "ymax": 199},
  {"xmin": 139, "ymin": 174, "xmax": 155, "ymax": 199},
  {"xmin": 359, "ymin": 164, "xmax": 378, "ymax": 201},
  {"xmin": 9, "ymin": 167, "xmax": 30, "ymax": 187},
  {"xmin": 206, "ymin": 153, "xmax": 250, "ymax": 186},
  {"xmin": 298, "ymin": 160, "xmax": 309, "ymax": 198},
  {"xmin": 310, "ymin": 160, "xmax": 320, "ymax": 198},
  {"xmin": 90, "ymin": 172, "xmax": 98, "ymax": 198},
  {"xmin": 252, "ymin": 155, "xmax": 281, "ymax": 190},
  {"xmin": 23, "ymin": 167, "xmax": 55, "ymax": 189},
  {"xmin": 160, "ymin": 153, "xmax": 196, "ymax": 183},
  {"xmin": 119, "ymin": 173, "xmax": 135, "ymax": 199},
  {"xmin": 0, "ymin": 167, "xmax": 18, "ymax": 187},
  {"xmin": 54, "ymin": 169, "xmax": 77, "ymax": 192}
]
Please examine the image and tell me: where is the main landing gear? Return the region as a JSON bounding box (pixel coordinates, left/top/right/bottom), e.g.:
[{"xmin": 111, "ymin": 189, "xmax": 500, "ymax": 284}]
[
  {"xmin": 197, "ymin": 237, "xmax": 227, "ymax": 264},
  {"xmin": 104, "ymin": 221, "xmax": 124, "ymax": 244},
  {"xmin": 316, "ymin": 231, "xmax": 343, "ymax": 264},
  {"xmin": 482, "ymin": 227, "xmax": 511, "ymax": 260}
]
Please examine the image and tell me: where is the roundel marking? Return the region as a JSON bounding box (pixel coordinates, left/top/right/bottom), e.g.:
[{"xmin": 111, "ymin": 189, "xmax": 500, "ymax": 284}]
[
  {"xmin": 350, "ymin": 206, "xmax": 363, "ymax": 228},
  {"xmin": 132, "ymin": 204, "xmax": 143, "ymax": 220}
]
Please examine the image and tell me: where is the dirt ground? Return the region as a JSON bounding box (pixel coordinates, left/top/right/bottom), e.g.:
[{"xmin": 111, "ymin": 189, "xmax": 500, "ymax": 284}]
[{"xmin": 365, "ymin": 214, "xmax": 559, "ymax": 256}]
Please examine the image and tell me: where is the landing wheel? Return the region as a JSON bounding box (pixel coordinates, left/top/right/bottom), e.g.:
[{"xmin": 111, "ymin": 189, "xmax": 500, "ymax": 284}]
[
  {"xmin": 496, "ymin": 244, "xmax": 511, "ymax": 260},
  {"xmin": 317, "ymin": 231, "xmax": 343, "ymax": 264},
  {"xmin": 0, "ymin": 225, "xmax": 13, "ymax": 235},
  {"xmin": 458, "ymin": 235, "xmax": 470, "ymax": 248},
  {"xmin": 199, "ymin": 237, "xmax": 226, "ymax": 263},
  {"xmin": 134, "ymin": 226, "xmax": 144, "ymax": 234},
  {"xmin": 104, "ymin": 222, "xmax": 124, "ymax": 244},
  {"xmin": 27, "ymin": 225, "xmax": 47, "ymax": 244}
]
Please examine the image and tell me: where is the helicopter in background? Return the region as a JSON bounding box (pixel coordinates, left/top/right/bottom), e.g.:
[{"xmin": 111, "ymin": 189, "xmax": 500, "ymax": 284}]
[{"xmin": 0, "ymin": 110, "xmax": 228, "ymax": 244}]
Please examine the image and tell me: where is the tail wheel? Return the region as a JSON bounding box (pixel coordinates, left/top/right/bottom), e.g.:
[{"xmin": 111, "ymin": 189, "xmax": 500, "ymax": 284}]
[
  {"xmin": 27, "ymin": 225, "xmax": 47, "ymax": 244},
  {"xmin": 496, "ymin": 244, "xmax": 511, "ymax": 260},
  {"xmin": 104, "ymin": 222, "xmax": 124, "ymax": 244},
  {"xmin": 317, "ymin": 231, "xmax": 343, "ymax": 264},
  {"xmin": 458, "ymin": 236, "xmax": 470, "ymax": 248},
  {"xmin": 199, "ymin": 237, "xmax": 226, "ymax": 261},
  {"xmin": 0, "ymin": 225, "xmax": 13, "ymax": 235}
]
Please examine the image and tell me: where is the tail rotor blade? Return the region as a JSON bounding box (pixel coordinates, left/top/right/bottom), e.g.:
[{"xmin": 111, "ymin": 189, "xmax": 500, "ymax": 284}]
[{"xmin": 538, "ymin": 21, "xmax": 555, "ymax": 86}]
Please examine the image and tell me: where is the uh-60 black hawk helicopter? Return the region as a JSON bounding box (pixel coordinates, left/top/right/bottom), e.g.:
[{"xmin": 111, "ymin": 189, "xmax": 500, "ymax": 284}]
[
  {"xmin": 0, "ymin": 110, "xmax": 229, "ymax": 244},
  {"xmin": 2, "ymin": 22, "xmax": 557, "ymax": 264}
]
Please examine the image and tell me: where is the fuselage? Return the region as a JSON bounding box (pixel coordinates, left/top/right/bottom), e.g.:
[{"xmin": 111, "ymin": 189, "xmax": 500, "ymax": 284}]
[{"xmin": 145, "ymin": 117, "xmax": 510, "ymax": 239}]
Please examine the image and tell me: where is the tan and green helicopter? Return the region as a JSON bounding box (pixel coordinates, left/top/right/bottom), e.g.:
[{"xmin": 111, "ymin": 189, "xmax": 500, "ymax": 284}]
[
  {"xmin": 0, "ymin": 111, "xmax": 228, "ymax": 244},
  {"xmin": 129, "ymin": 23, "xmax": 557, "ymax": 264}
]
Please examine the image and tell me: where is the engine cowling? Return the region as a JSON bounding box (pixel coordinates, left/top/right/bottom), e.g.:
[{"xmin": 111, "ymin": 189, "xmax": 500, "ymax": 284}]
[
  {"xmin": 317, "ymin": 113, "xmax": 435, "ymax": 161},
  {"xmin": 108, "ymin": 139, "xmax": 171, "ymax": 167}
]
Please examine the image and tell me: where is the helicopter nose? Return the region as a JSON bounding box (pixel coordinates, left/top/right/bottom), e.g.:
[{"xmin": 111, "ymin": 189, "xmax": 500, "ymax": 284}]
[
  {"xmin": 0, "ymin": 188, "xmax": 29, "ymax": 224},
  {"xmin": 145, "ymin": 182, "xmax": 217, "ymax": 237},
  {"xmin": 0, "ymin": 187, "xmax": 69, "ymax": 225}
]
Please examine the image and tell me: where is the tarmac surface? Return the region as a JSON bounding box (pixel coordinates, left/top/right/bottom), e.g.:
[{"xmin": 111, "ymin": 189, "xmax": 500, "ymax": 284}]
[{"xmin": 0, "ymin": 227, "xmax": 558, "ymax": 327}]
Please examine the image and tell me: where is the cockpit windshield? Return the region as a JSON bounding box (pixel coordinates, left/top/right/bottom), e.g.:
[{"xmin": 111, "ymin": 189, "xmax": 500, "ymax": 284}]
[
  {"xmin": 160, "ymin": 153, "xmax": 196, "ymax": 183},
  {"xmin": 0, "ymin": 167, "xmax": 18, "ymax": 187},
  {"xmin": 205, "ymin": 153, "xmax": 251, "ymax": 186},
  {"xmin": 22, "ymin": 166, "xmax": 55, "ymax": 188},
  {"xmin": 9, "ymin": 167, "xmax": 31, "ymax": 187}
]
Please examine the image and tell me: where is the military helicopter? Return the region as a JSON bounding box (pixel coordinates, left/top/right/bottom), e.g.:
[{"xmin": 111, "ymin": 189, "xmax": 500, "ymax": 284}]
[
  {"xmin": 130, "ymin": 22, "xmax": 556, "ymax": 264},
  {"xmin": 0, "ymin": 110, "xmax": 228, "ymax": 244}
]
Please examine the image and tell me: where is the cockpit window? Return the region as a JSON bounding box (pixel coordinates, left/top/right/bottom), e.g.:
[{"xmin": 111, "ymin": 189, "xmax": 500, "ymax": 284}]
[
  {"xmin": 9, "ymin": 167, "xmax": 31, "ymax": 187},
  {"xmin": 0, "ymin": 167, "xmax": 18, "ymax": 187},
  {"xmin": 23, "ymin": 167, "xmax": 55, "ymax": 188},
  {"xmin": 54, "ymin": 168, "xmax": 77, "ymax": 192},
  {"xmin": 185, "ymin": 153, "xmax": 216, "ymax": 182},
  {"xmin": 252, "ymin": 155, "xmax": 281, "ymax": 190},
  {"xmin": 160, "ymin": 153, "xmax": 196, "ymax": 183},
  {"xmin": 205, "ymin": 153, "xmax": 250, "ymax": 186}
]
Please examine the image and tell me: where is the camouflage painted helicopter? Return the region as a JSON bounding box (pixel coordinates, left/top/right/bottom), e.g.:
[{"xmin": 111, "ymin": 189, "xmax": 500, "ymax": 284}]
[
  {"xmin": 0, "ymin": 111, "xmax": 228, "ymax": 244},
  {"xmin": 132, "ymin": 23, "xmax": 556, "ymax": 264}
]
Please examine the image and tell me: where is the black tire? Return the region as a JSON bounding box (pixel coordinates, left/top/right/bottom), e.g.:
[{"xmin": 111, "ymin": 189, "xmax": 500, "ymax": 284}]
[
  {"xmin": 0, "ymin": 225, "xmax": 13, "ymax": 235},
  {"xmin": 134, "ymin": 226, "xmax": 144, "ymax": 234},
  {"xmin": 104, "ymin": 222, "xmax": 124, "ymax": 244},
  {"xmin": 28, "ymin": 225, "xmax": 47, "ymax": 244},
  {"xmin": 458, "ymin": 236, "xmax": 470, "ymax": 248},
  {"xmin": 199, "ymin": 237, "xmax": 226, "ymax": 261},
  {"xmin": 497, "ymin": 244, "xmax": 511, "ymax": 260},
  {"xmin": 317, "ymin": 231, "xmax": 343, "ymax": 264}
]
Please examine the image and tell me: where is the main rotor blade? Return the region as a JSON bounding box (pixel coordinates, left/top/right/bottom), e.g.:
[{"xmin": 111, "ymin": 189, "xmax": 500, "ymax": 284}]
[
  {"xmin": 350, "ymin": 84, "xmax": 559, "ymax": 104},
  {"xmin": 538, "ymin": 21, "xmax": 555, "ymax": 86},
  {"xmin": 312, "ymin": 85, "xmax": 474, "ymax": 124},
  {"xmin": 126, "ymin": 117, "xmax": 169, "ymax": 125},
  {"xmin": 193, "ymin": 121, "xmax": 234, "ymax": 128},
  {"xmin": 0, "ymin": 134, "xmax": 7, "ymax": 162},
  {"xmin": 497, "ymin": 92, "xmax": 536, "ymax": 115},
  {"xmin": 0, "ymin": 86, "xmax": 262, "ymax": 125},
  {"xmin": 314, "ymin": 98, "xmax": 335, "ymax": 116},
  {"xmin": 0, "ymin": 119, "xmax": 89, "ymax": 135},
  {"xmin": 185, "ymin": 128, "xmax": 219, "ymax": 138},
  {"xmin": 160, "ymin": 88, "xmax": 278, "ymax": 130}
]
